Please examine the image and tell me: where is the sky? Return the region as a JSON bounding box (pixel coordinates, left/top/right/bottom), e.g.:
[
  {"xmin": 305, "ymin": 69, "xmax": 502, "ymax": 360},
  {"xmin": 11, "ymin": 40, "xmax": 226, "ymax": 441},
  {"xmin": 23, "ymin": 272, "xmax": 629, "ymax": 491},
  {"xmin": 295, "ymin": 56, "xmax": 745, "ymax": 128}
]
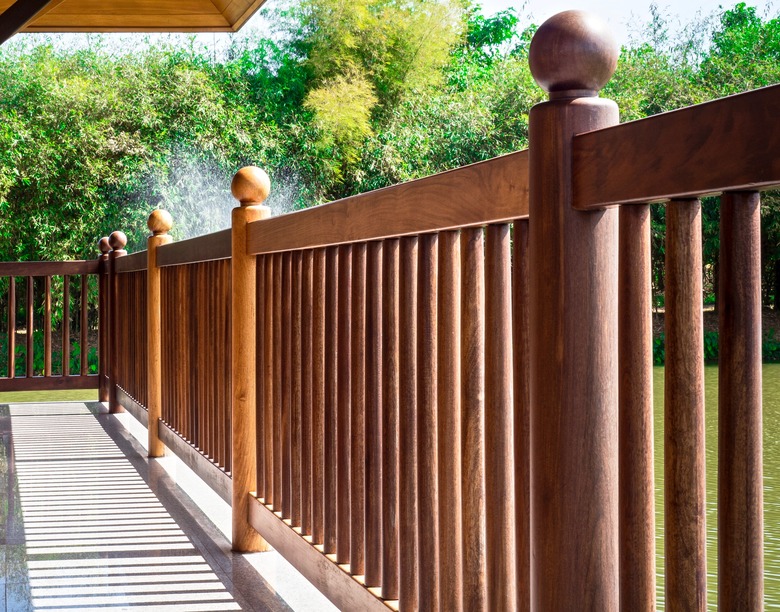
[{"xmin": 473, "ymin": 0, "xmax": 777, "ymax": 45}]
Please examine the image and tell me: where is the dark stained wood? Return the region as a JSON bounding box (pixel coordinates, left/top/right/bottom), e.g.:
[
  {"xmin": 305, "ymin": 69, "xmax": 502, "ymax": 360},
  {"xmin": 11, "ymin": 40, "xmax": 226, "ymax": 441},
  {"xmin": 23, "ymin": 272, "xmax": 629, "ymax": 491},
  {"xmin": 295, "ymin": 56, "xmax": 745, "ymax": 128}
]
[
  {"xmin": 113, "ymin": 250, "xmax": 148, "ymax": 273},
  {"xmin": 382, "ymin": 238, "xmax": 400, "ymax": 600},
  {"xmin": 350, "ymin": 243, "xmax": 367, "ymax": 577},
  {"xmin": 156, "ymin": 229, "xmax": 231, "ymax": 267},
  {"xmin": 301, "ymin": 250, "xmax": 314, "ymax": 535},
  {"xmin": 26, "ymin": 276, "xmax": 33, "ymax": 378},
  {"xmin": 62, "ymin": 275, "xmax": 70, "ymax": 377},
  {"xmin": 460, "ymin": 227, "xmax": 487, "ymax": 611},
  {"xmin": 44, "ymin": 276, "xmax": 52, "ymax": 377},
  {"xmin": 7, "ymin": 277, "xmax": 15, "ymax": 378},
  {"xmin": 80, "ymin": 274, "xmax": 88, "ymax": 376},
  {"xmin": 528, "ymin": 94, "xmax": 620, "ymax": 610},
  {"xmin": 282, "ymin": 252, "xmax": 293, "ymax": 520},
  {"xmin": 664, "ymin": 198, "xmax": 706, "ymax": 611},
  {"xmin": 256, "ymin": 256, "xmax": 266, "ymax": 500},
  {"xmin": 485, "ymin": 224, "xmax": 516, "ymax": 610},
  {"xmin": 573, "ymin": 84, "xmax": 780, "ymax": 209},
  {"xmin": 0, "ymin": 0, "xmax": 58, "ymax": 45},
  {"xmin": 0, "ymin": 260, "xmax": 99, "ymax": 276},
  {"xmin": 247, "ymin": 151, "xmax": 529, "ymax": 255},
  {"xmin": 312, "ymin": 248, "xmax": 326, "ymax": 545},
  {"xmin": 324, "ymin": 246, "xmax": 338, "ymax": 554},
  {"xmin": 0, "ymin": 374, "xmax": 99, "ymax": 392},
  {"xmin": 512, "ymin": 219, "xmax": 530, "ymax": 611},
  {"xmin": 618, "ymin": 204, "xmax": 655, "ymax": 610},
  {"xmin": 437, "ymin": 230, "xmax": 462, "ymax": 611},
  {"xmin": 398, "ymin": 236, "xmax": 419, "ymax": 610},
  {"xmin": 417, "ymin": 233, "xmax": 439, "ymax": 611},
  {"xmin": 337, "ymin": 244, "xmax": 352, "ymax": 564},
  {"xmin": 264, "ymin": 255, "xmax": 275, "ymax": 506},
  {"xmin": 718, "ymin": 191, "xmax": 763, "ymax": 610},
  {"xmin": 365, "ymin": 240, "xmax": 383, "ymax": 588},
  {"xmin": 273, "ymin": 252, "xmax": 283, "ymax": 510},
  {"xmin": 291, "ymin": 251, "xmax": 303, "ymax": 527}
]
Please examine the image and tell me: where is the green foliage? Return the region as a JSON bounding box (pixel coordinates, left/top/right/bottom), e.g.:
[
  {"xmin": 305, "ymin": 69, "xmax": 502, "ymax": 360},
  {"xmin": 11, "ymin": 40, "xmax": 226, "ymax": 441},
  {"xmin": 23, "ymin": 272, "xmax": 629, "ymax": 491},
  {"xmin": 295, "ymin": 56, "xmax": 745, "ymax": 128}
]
[{"xmin": 0, "ymin": 332, "xmax": 98, "ymax": 377}]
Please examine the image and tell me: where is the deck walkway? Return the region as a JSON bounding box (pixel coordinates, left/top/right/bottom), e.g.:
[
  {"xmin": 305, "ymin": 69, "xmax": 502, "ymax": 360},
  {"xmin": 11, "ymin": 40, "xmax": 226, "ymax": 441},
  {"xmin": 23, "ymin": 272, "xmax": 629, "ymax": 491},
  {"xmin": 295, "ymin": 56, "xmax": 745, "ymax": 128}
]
[{"xmin": 0, "ymin": 402, "xmax": 334, "ymax": 612}]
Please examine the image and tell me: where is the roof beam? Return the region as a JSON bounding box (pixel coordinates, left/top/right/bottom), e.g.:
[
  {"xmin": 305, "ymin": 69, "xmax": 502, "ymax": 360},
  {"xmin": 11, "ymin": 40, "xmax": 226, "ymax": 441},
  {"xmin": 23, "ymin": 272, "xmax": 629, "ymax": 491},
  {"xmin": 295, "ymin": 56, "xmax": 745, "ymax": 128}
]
[{"xmin": 0, "ymin": 0, "xmax": 57, "ymax": 45}]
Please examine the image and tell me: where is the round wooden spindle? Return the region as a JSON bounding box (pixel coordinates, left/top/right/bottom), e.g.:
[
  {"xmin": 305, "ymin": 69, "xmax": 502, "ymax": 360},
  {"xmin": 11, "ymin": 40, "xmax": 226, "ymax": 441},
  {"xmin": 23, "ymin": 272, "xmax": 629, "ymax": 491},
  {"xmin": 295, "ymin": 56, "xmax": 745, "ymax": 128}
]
[
  {"xmin": 108, "ymin": 230, "xmax": 128, "ymax": 413},
  {"xmin": 98, "ymin": 235, "xmax": 111, "ymax": 402},
  {"xmin": 230, "ymin": 166, "xmax": 271, "ymax": 552}
]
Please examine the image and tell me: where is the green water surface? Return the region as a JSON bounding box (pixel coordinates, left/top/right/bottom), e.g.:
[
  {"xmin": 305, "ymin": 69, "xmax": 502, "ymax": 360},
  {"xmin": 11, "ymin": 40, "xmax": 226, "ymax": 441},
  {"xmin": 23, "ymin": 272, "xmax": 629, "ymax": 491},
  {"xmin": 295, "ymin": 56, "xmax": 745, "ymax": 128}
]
[{"xmin": 654, "ymin": 364, "xmax": 780, "ymax": 609}]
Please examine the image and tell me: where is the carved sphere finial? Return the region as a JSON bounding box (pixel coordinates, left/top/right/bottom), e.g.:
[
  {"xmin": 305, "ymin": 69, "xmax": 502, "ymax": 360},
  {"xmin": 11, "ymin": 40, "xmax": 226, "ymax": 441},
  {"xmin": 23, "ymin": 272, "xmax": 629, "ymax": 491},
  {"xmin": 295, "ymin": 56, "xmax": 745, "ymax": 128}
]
[
  {"xmin": 231, "ymin": 166, "xmax": 271, "ymax": 206},
  {"xmin": 147, "ymin": 209, "xmax": 173, "ymax": 236},
  {"xmin": 109, "ymin": 231, "xmax": 128, "ymax": 251},
  {"xmin": 529, "ymin": 10, "xmax": 618, "ymax": 97},
  {"xmin": 98, "ymin": 236, "xmax": 111, "ymax": 254}
]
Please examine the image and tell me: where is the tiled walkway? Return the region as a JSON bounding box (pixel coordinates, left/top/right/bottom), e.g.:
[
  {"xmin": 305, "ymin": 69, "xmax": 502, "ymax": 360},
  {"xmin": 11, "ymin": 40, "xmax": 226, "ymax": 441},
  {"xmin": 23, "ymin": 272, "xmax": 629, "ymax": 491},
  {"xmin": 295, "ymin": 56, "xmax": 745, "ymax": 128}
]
[{"xmin": 0, "ymin": 402, "xmax": 327, "ymax": 612}]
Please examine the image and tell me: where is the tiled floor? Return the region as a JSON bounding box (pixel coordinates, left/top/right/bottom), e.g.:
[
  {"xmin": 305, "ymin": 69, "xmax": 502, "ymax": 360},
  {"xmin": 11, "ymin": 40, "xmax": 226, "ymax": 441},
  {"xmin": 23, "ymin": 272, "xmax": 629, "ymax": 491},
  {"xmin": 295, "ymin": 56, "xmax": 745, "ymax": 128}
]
[{"xmin": 0, "ymin": 402, "xmax": 334, "ymax": 612}]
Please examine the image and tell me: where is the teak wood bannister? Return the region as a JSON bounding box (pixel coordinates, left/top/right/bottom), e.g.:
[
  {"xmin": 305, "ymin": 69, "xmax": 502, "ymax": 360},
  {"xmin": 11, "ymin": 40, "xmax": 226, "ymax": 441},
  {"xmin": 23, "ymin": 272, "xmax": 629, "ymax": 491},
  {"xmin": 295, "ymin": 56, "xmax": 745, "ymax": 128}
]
[{"xmin": 3, "ymin": 9, "xmax": 778, "ymax": 611}]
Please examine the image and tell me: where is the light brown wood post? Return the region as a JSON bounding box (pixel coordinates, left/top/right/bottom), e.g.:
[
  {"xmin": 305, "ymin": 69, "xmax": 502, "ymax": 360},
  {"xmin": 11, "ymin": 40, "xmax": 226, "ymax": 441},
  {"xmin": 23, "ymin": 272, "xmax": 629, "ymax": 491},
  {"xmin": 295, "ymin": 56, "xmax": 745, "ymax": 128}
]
[
  {"xmin": 108, "ymin": 231, "xmax": 127, "ymax": 413},
  {"xmin": 231, "ymin": 166, "xmax": 271, "ymax": 552},
  {"xmin": 97, "ymin": 236, "xmax": 111, "ymax": 402},
  {"xmin": 528, "ymin": 12, "xmax": 620, "ymax": 610},
  {"xmin": 147, "ymin": 210, "xmax": 173, "ymax": 457}
]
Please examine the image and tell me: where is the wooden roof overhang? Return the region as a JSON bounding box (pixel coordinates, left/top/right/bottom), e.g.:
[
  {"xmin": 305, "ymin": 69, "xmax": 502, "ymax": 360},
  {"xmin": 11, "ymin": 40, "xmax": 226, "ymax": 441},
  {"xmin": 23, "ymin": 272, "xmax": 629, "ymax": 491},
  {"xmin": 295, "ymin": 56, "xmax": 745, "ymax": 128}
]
[{"xmin": 0, "ymin": 0, "xmax": 265, "ymax": 43}]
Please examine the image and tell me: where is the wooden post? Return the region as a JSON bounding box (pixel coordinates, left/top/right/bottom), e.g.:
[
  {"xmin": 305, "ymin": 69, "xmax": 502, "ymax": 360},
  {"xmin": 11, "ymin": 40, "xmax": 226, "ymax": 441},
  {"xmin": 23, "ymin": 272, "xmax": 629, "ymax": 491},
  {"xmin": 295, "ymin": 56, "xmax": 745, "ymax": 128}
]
[
  {"xmin": 527, "ymin": 12, "xmax": 620, "ymax": 609},
  {"xmin": 147, "ymin": 210, "xmax": 173, "ymax": 457},
  {"xmin": 97, "ymin": 236, "xmax": 110, "ymax": 402},
  {"xmin": 108, "ymin": 231, "xmax": 127, "ymax": 413},
  {"xmin": 231, "ymin": 166, "xmax": 271, "ymax": 552}
]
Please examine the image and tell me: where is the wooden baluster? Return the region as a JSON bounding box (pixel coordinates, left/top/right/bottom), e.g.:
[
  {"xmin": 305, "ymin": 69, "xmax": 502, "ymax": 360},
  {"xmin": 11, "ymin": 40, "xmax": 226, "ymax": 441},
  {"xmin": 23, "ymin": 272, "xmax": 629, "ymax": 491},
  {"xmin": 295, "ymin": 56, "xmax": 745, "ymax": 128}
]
[
  {"xmin": 97, "ymin": 236, "xmax": 111, "ymax": 399},
  {"xmin": 513, "ymin": 219, "xmax": 530, "ymax": 611},
  {"xmin": 719, "ymin": 191, "xmax": 763, "ymax": 610},
  {"xmin": 399, "ymin": 236, "xmax": 419, "ymax": 609},
  {"xmin": 618, "ymin": 204, "xmax": 655, "ymax": 610},
  {"xmin": 665, "ymin": 198, "xmax": 706, "ymax": 611},
  {"xmin": 44, "ymin": 276, "xmax": 52, "ymax": 377},
  {"xmin": 312, "ymin": 248, "xmax": 326, "ymax": 545},
  {"xmin": 382, "ymin": 238, "xmax": 400, "ymax": 600},
  {"xmin": 418, "ymin": 233, "xmax": 439, "ymax": 611},
  {"xmin": 80, "ymin": 273, "xmax": 88, "ymax": 376},
  {"xmin": 291, "ymin": 251, "xmax": 303, "ymax": 527},
  {"xmin": 301, "ymin": 250, "xmax": 314, "ymax": 535},
  {"xmin": 485, "ymin": 223, "xmax": 516, "ymax": 610},
  {"xmin": 283, "ymin": 252, "xmax": 293, "ymax": 519},
  {"xmin": 108, "ymin": 231, "xmax": 127, "ymax": 412},
  {"xmin": 273, "ymin": 251, "xmax": 283, "ymax": 509},
  {"xmin": 264, "ymin": 254, "xmax": 275, "ymax": 507},
  {"xmin": 528, "ymin": 14, "xmax": 620, "ymax": 609},
  {"xmin": 63, "ymin": 275, "xmax": 71, "ymax": 377},
  {"xmin": 351, "ymin": 243, "xmax": 367, "ymax": 577},
  {"xmin": 324, "ymin": 246, "xmax": 338, "ymax": 554},
  {"xmin": 147, "ymin": 210, "xmax": 174, "ymax": 458},
  {"xmin": 256, "ymin": 256, "xmax": 266, "ymax": 500},
  {"xmin": 365, "ymin": 240, "xmax": 383, "ymax": 588},
  {"xmin": 230, "ymin": 166, "xmax": 271, "ymax": 552},
  {"xmin": 461, "ymin": 227, "xmax": 487, "ymax": 610},
  {"xmin": 337, "ymin": 244, "xmax": 352, "ymax": 564},
  {"xmin": 26, "ymin": 276, "xmax": 33, "ymax": 378},
  {"xmin": 438, "ymin": 230, "xmax": 462, "ymax": 611},
  {"xmin": 7, "ymin": 276, "xmax": 15, "ymax": 378}
]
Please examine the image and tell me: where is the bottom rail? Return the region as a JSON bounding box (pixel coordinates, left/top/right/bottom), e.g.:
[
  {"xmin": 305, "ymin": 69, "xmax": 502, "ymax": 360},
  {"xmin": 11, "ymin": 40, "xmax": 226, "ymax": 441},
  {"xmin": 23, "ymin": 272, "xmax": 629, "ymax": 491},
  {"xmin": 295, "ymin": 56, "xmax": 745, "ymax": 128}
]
[{"xmin": 0, "ymin": 374, "xmax": 98, "ymax": 392}]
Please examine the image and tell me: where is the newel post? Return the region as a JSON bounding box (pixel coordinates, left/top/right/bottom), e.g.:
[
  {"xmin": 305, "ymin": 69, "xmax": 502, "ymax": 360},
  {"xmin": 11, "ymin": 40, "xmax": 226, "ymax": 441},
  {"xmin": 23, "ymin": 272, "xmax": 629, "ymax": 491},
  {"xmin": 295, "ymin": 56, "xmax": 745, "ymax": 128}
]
[
  {"xmin": 108, "ymin": 231, "xmax": 127, "ymax": 413},
  {"xmin": 527, "ymin": 12, "xmax": 620, "ymax": 609},
  {"xmin": 147, "ymin": 210, "xmax": 173, "ymax": 457},
  {"xmin": 97, "ymin": 237, "xmax": 111, "ymax": 403},
  {"xmin": 231, "ymin": 166, "xmax": 272, "ymax": 552}
]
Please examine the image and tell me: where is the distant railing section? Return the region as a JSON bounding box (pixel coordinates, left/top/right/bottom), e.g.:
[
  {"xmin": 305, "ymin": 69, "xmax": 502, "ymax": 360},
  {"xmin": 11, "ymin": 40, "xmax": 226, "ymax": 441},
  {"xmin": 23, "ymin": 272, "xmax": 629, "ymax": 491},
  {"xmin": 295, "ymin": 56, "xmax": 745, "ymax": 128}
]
[{"xmin": 114, "ymin": 269, "xmax": 148, "ymax": 408}]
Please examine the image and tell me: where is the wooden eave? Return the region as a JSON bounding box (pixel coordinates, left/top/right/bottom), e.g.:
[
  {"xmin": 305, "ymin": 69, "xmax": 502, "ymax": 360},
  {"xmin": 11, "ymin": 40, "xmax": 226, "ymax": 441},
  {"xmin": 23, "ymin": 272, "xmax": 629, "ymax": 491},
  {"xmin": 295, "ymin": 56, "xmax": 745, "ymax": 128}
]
[{"xmin": 0, "ymin": 0, "xmax": 266, "ymax": 33}]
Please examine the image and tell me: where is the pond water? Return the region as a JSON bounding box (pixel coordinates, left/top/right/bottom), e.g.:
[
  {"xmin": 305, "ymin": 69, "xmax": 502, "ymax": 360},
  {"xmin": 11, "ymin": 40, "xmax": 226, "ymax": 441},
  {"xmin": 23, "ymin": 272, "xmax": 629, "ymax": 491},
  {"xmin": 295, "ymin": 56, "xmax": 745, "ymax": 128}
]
[{"xmin": 653, "ymin": 364, "xmax": 780, "ymax": 609}]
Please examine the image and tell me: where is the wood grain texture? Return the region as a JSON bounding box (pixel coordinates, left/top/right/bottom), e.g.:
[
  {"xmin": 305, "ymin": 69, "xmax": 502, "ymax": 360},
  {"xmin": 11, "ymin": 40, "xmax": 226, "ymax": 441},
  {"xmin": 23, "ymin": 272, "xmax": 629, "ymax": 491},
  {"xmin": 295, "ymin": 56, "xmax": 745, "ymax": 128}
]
[
  {"xmin": 108, "ymin": 250, "xmax": 125, "ymax": 413},
  {"xmin": 44, "ymin": 276, "xmax": 52, "ymax": 377},
  {"xmin": 157, "ymin": 229, "xmax": 230, "ymax": 267},
  {"xmin": 417, "ymin": 233, "xmax": 439, "ymax": 611},
  {"xmin": 263, "ymin": 255, "xmax": 275, "ymax": 506},
  {"xmin": 255, "ymin": 256, "xmax": 266, "ymax": 500},
  {"xmin": 247, "ymin": 151, "xmax": 529, "ymax": 255},
  {"xmin": 98, "ymin": 257, "xmax": 109, "ymax": 401},
  {"xmin": 324, "ymin": 247, "xmax": 338, "ymax": 554},
  {"xmin": 63, "ymin": 274, "xmax": 71, "ymax": 377},
  {"xmin": 7, "ymin": 277, "xmax": 15, "ymax": 379},
  {"xmin": 113, "ymin": 250, "xmax": 147, "ymax": 273},
  {"xmin": 26, "ymin": 276, "xmax": 33, "ymax": 378},
  {"xmin": 337, "ymin": 244, "xmax": 353, "ymax": 564},
  {"xmin": 282, "ymin": 252, "xmax": 293, "ymax": 520},
  {"xmin": 528, "ymin": 96, "xmax": 620, "ymax": 610},
  {"xmin": 512, "ymin": 219, "xmax": 530, "ymax": 612},
  {"xmin": 0, "ymin": 374, "xmax": 98, "ymax": 392},
  {"xmin": 80, "ymin": 274, "xmax": 88, "ymax": 376},
  {"xmin": 664, "ymin": 199, "xmax": 706, "ymax": 611},
  {"xmin": 718, "ymin": 191, "xmax": 763, "ymax": 611},
  {"xmin": 573, "ymin": 84, "xmax": 780, "ymax": 208},
  {"xmin": 312, "ymin": 248, "xmax": 326, "ymax": 545},
  {"xmin": 291, "ymin": 251, "xmax": 303, "ymax": 527},
  {"xmin": 0, "ymin": 260, "xmax": 99, "ymax": 276},
  {"xmin": 301, "ymin": 250, "xmax": 314, "ymax": 535},
  {"xmin": 437, "ymin": 230, "xmax": 462, "ymax": 611},
  {"xmin": 273, "ymin": 253, "xmax": 283, "ymax": 510},
  {"xmin": 399, "ymin": 236, "xmax": 419, "ymax": 611},
  {"xmin": 617, "ymin": 204, "xmax": 656, "ymax": 610},
  {"xmin": 461, "ymin": 227, "xmax": 487, "ymax": 611}
]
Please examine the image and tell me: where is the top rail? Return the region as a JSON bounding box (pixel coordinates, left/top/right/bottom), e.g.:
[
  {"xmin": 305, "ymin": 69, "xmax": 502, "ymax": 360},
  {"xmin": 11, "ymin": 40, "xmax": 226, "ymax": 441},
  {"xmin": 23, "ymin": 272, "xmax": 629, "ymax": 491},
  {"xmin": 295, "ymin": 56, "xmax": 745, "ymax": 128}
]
[
  {"xmin": 115, "ymin": 250, "xmax": 148, "ymax": 273},
  {"xmin": 0, "ymin": 260, "xmax": 99, "ymax": 275},
  {"xmin": 247, "ymin": 150, "xmax": 529, "ymax": 255},
  {"xmin": 573, "ymin": 84, "xmax": 780, "ymax": 209},
  {"xmin": 157, "ymin": 229, "xmax": 231, "ymax": 267}
]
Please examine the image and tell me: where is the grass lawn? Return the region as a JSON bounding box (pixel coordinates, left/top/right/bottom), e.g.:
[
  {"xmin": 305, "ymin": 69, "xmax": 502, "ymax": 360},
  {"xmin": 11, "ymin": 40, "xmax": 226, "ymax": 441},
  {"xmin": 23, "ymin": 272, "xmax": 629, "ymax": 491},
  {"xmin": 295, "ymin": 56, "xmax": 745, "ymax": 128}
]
[{"xmin": 0, "ymin": 390, "xmax": 99, "ymax": 403}]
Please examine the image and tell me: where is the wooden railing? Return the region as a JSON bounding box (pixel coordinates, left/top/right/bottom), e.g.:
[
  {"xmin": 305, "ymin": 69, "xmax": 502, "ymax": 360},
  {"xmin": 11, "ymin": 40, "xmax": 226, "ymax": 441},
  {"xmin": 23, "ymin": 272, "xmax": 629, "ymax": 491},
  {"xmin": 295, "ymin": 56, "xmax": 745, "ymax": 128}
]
[{"xmin": 6, "ymin": 9, "xmax": 779, "ymax": 611}]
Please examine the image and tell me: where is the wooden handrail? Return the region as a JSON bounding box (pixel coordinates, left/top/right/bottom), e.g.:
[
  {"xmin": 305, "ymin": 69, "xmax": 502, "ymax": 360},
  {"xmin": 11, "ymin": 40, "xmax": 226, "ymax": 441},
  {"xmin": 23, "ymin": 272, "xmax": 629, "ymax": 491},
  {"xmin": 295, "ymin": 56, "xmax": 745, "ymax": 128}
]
[
  {"xmin": 114, "ymin": 250, "xmax": 148, "ymax": 273},
  {"xmin": 156, "ymin": 228, "xmax": 231, "ymax": 266},
  {"xmin": 247, "ymin": 150, "xmax": 529, "ymax": 255},
  {"xmin": 0, "ymin": 260, "xmax": 99, "ymax": 275},
  {"xmin": 573, "ymin": 84, "xmax": 780, "ymax": 209}
]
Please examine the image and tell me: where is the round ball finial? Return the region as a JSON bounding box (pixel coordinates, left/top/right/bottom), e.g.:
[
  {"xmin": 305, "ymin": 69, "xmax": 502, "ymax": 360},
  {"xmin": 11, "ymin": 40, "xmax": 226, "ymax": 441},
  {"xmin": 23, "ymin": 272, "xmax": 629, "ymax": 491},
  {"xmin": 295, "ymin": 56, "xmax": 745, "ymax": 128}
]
[
  {"xmin": 529, "ymin": 10, "xmax": 618, "ymax": 97},
  {"xmin": 109, "ymin": 231, "xmax": 128, "ymax": 251},
  {"xmin": 98, "ymin": 236, "xmax": 111, "ymax": 255},
  {"xmin": 231, "ymin": 166, "xmax": 271, "ymax": 206},
  {"xmin": 147, "ymin": 209, "xmax": 173, "ymax": 236}
]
